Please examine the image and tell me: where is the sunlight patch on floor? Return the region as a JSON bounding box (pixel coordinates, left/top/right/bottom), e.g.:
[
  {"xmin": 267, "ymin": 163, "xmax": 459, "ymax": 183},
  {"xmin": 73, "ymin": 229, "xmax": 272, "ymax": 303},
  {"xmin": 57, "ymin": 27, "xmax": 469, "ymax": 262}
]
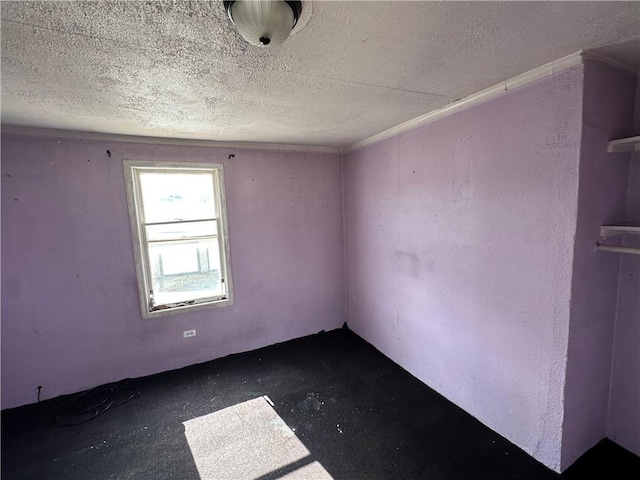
[{"xmin": 183, "ymin": 396, "xmax": 333, "ymax": 480}]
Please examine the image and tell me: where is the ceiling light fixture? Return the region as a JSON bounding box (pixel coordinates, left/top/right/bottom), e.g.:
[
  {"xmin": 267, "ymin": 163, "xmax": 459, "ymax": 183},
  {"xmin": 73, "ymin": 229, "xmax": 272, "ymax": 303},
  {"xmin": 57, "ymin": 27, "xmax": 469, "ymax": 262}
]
[{"xmin": 224, "ymin": 0, "xmax": 302, "ymax": 47}]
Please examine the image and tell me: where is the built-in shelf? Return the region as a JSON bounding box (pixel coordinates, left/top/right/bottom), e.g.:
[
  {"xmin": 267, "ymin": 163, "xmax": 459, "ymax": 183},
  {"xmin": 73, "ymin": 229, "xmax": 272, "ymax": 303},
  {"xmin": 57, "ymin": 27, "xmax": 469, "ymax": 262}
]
[
  {"xmin": 600, "ymin": 223, "xmax": 640, "ymax": 237},
  {"xmin": 597, "ymin": 223, "xmax": 640, "ymax": 255},
  {"xmin": 607, "ymin": 136, "xmax": 640, "ymax": 153}
]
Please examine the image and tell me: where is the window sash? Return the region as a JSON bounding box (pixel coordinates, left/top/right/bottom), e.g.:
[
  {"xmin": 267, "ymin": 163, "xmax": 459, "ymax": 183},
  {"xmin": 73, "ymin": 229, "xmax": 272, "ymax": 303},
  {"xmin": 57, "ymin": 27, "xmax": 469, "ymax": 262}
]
[
  {"xmin": 146, "ymin": 237, "xmax": 227, "ymax": 310},
  {"xmin": 145, "ymin": 219, "xmax": 218, "ymax": 243}
]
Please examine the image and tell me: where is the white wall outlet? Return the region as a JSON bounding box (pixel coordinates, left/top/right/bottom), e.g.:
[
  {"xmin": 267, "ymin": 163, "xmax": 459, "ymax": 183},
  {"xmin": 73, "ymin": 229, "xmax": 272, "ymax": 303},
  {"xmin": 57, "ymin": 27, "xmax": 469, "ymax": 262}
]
[{"xmin": 183, "ymin": 329, "xmax": 196, "ymax": 338}]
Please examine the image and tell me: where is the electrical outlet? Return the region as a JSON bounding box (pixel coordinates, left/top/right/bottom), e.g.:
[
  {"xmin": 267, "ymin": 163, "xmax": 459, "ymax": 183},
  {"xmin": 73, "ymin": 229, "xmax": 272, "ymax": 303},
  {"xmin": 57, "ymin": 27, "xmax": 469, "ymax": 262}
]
[{"xmin": 183, "ymin": 329, "xmax": 196, "ymax": 338}]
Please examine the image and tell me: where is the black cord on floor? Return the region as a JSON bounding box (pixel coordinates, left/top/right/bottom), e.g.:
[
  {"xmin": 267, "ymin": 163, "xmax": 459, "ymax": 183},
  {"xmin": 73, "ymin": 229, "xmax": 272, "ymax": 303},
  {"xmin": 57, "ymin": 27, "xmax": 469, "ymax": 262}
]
[{"xmin": 54, "ymin": 381, "xmax": 140, "ymax": 427}]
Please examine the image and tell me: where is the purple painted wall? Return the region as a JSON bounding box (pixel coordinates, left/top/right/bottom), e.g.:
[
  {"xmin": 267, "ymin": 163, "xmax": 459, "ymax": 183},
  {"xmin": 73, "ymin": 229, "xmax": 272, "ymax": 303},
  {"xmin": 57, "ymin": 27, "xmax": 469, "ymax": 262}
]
[
  {"xmin": 560, "ymin": 60, "xmax": 637, "ymax": 469},
  {"xmin": 607, "ymin": 73, "xmax": 640, "ymax": 456},
  {"xmin": 1, "ymin": 137, "xmax": 345, "ymax": 409},
  {"xmin": 343, "ymin": 66, "xmax": 585, "ymax": 472}
]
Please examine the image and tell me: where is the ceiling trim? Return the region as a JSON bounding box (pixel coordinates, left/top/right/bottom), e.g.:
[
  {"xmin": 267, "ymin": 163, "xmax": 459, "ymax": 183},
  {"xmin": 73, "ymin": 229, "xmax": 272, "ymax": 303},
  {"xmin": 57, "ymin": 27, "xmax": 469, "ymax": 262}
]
[
  {"xmin": 2, "ymin": 51, "xmax": 586, "ymax": 156},
  {"xmin": 344, "ymin": 51, "xmax": 585, "ymax": 154},
  {"xmin": 0, "ymin": 126, "xmax": 343, "ymax": 155}
]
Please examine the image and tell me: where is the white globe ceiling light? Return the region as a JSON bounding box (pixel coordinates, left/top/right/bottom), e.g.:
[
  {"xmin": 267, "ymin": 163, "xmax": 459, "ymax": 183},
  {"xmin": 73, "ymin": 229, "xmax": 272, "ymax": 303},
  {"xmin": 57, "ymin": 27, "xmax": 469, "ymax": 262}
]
[{"xmin": 224, "ymin": 0, "xmax": 302, "ymax": 47}]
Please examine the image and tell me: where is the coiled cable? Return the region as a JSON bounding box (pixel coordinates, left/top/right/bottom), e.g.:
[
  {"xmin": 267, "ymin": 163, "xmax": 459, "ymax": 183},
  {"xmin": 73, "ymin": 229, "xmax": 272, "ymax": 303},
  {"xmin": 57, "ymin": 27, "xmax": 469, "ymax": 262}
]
[{"xmin": 53, "ymin": 381, "xmax": 140, "ymax": 427}]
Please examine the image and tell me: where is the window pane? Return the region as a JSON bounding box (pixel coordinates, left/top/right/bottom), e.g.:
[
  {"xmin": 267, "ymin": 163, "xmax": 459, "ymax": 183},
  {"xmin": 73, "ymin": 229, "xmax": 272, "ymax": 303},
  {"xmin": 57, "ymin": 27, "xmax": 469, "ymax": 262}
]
[
  {"xmin": 139, "ymin": 171, "xmax": 217, "ymax": 223},
  {"xmin": 148, "ymin": 238, "xmax": 224, "ymax": 306},
  {"xmin": 146, "ymin": 220, "xmax": 218, "ymax": 242}
]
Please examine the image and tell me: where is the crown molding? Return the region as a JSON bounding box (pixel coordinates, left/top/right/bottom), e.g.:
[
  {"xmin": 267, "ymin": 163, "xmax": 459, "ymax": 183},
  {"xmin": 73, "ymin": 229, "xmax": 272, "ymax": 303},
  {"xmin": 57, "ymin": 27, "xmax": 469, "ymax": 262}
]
[
  {"xmin": 344, "ymin": 51, "xmax": 584, "ymax": 154},
  {"xmin": 0, "ymin": 126, "xmax": 343, "ymax": 155},
  {"xmin": 2, "ymin": 51, "xmax": 587, "ymax": 157}
]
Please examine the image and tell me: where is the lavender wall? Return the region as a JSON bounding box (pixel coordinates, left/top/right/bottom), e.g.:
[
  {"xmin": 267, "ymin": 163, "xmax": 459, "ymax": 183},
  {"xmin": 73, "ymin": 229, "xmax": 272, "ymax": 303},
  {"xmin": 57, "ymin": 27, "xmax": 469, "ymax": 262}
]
[
  {"xmin": 607, "ymin": 73, "xmax": 640, "ymax": 456},
  {"xmin": 1, "ymin": 137, "xmax": 345, "ymax": 409},
  {"xmin": 343, "ymin": 66, "xmax": 585, "ymax": 472},
  {"xmin": 560, "ymin": 61, "xmax": 637, "ymax": 469}
]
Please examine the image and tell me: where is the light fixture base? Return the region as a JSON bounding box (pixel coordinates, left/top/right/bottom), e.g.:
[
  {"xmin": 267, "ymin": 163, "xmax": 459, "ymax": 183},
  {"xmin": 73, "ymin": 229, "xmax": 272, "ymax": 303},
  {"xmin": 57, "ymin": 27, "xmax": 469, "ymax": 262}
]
[{"xmin": 224, "ymin": 1, "xmax": 303, "ymax": 46}]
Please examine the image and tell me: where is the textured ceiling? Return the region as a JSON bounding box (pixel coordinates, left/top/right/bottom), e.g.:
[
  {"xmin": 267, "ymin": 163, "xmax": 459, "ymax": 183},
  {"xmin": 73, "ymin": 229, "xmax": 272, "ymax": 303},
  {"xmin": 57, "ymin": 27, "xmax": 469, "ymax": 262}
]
[{"xmin": 1, "ymin": 1, "xmax": 639, "ymax": 148}]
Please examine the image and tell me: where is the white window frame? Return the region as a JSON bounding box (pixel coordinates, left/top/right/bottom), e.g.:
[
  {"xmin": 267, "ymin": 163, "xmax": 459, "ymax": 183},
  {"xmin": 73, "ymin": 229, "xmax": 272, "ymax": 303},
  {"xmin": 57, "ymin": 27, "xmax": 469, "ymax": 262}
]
[{"xmin": 124, "ymin": 160, "xmax": 234, "ymax": 319}]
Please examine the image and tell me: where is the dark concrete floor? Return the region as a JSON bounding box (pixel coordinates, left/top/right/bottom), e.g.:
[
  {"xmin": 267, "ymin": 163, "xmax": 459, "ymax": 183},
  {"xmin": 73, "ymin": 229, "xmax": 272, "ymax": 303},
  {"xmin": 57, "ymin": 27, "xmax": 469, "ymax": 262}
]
[{"xmin": 2, "ymin": 328, "xmax": 638, "ymax": 479}]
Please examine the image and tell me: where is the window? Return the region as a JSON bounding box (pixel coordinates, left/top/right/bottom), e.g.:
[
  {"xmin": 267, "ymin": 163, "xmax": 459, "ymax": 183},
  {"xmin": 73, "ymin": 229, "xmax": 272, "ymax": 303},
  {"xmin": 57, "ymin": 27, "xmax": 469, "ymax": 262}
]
[{"xmin": 124, "ymin": 161, "xmax": 233, "ymax": 318}]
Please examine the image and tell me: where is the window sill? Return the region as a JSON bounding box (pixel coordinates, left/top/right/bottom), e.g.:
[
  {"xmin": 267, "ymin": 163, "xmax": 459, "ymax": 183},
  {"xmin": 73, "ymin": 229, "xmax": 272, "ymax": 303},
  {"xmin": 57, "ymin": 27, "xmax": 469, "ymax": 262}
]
[{"xmin": 141, "ymin": 297, "xmax": 234, "ymax": 319}]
